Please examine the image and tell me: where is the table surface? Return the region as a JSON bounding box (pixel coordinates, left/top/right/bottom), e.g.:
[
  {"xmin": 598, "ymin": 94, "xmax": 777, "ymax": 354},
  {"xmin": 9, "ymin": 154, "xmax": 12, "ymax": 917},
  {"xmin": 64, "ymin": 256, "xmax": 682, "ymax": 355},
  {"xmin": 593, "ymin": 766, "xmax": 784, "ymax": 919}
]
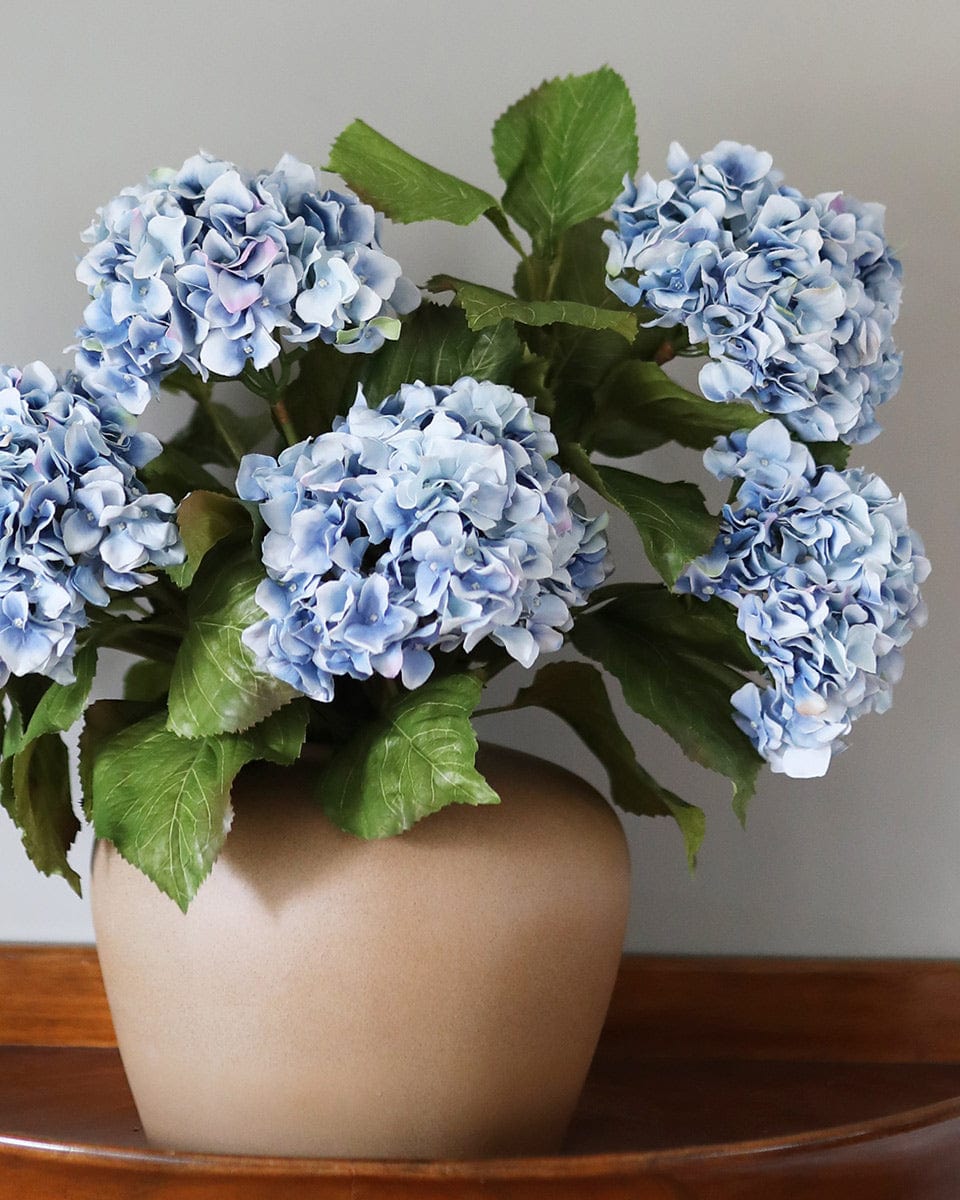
[{"xmin": 4, "ymin": 950, "xmax": 960, "ymax": 1198}]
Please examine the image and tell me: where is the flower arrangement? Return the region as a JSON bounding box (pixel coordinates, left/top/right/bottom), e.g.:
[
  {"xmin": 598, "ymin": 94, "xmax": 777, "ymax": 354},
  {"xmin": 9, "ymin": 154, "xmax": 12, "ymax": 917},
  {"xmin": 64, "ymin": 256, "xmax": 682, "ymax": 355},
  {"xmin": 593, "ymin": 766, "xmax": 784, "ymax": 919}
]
[{"xmin": 0, "ymin": 68, "xmax": 928, "ymax": 910}]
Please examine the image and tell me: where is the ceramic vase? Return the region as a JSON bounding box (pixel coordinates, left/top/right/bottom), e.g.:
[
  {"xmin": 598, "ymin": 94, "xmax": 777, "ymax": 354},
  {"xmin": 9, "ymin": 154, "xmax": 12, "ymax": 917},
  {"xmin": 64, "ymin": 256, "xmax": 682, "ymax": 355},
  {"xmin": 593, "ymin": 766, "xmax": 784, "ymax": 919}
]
[{"xmin": 91, "ymin": 745, "xmax": 630, "ymax": 1159}]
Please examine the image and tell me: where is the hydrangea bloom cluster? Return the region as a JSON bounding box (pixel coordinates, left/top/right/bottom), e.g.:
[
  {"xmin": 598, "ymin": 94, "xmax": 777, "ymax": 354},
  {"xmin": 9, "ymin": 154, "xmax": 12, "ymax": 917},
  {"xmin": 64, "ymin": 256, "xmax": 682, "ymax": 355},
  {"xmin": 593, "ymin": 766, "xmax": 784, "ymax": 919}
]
[
  {"xmin": 76, "ymin": 152, "xmax": 420, "ymax": 413},
  {"xmin": 677, "ymin": 420, "xmax": 928, "ymax": 777},
  {"xmin": 236, "ymin": 377, "xmax": 610, "ymax": 701},
  {"xmin": 604, "ymin": 141, "xmax": 903, "ymax": 444},
  {"xmin": 0, "ymin": 363, "xmax": 183, "ymax": 684}
]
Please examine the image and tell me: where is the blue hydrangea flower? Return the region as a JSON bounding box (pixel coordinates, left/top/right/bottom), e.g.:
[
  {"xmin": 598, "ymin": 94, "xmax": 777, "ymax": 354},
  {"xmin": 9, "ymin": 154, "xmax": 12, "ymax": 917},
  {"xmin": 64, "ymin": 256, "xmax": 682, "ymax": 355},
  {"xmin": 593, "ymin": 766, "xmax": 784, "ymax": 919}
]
[
  {"xmin": 75, "ymin": 152, "xmax": 419, "ymax": 412},
  {"xmin": 0, "ymin": 363, "xmax": 183, "ymax": 684},
  {"xmin": 605, "ymin": 142, "xmax": 903, "ymax": 444},
  {"xmin": 236, "ymin": 377, "xmax": 610, "ymax": 701},
  {"xmin": 677, "ymin": 420, "xmax": 928, "ymax": 777}
]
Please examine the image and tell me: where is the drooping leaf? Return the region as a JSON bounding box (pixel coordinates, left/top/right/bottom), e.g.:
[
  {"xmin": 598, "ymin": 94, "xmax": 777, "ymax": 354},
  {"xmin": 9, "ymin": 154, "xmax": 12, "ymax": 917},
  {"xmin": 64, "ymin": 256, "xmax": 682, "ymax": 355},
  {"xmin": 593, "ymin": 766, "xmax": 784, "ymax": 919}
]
[
  {"xmin": 594, "ymin": 583, "xmax": 761, "ymax": 674},
  {"xmin": 91, "ymin": 703, "xmax": 307, "ymax": 910},
  {"xmin": 245, "ymin": 698, "xmax": 310, "ymax": 766},
  {"xmin": 92, "ymin": 712, "xmax": 250, "ymax": 910},
  {"xmin": 329, "ymin": 118, "xmax": 517, "ymax": 247},
  {"xmin": 1, "ymin": 732, "xmax": 80, "ymax": 894},
  {"xmin": 81, "ymin": 701, "xmax": 151, "ymax": 817},
  {"xmin": 167, "ymin": 543, "xmax": 296, "ymax": 737},
  {"xmin": 509, "ymin": 661, "xmax": 705, "ymax": 867},
  {"xmin": 1, "ymin": 654, "xmax": 95, "ymax": 884},
  {"xmin": 429, "ymin": 276, "xmax": 636, "ymax": 342},
  {"xmin": 16, "ymin": 643, "xmax": 98, "ymax": 750},
  {"xmin": 596, "ymin": 465, "xmax": 719, "ymax": 587},
  {"xmin": 588, "ymin": 359, "xmax": 766, "ymax": 457},
  {"xmin": 572, "ymin": 590, "xmax": 762, "ymax": 807},
  {"xmin": 172, "ymin": 491, "xmax": 250, "ymax": 588},
  {"xmin": 321, "ymin": 673, "xmax": 499, "ymax": 838},
  {"xmin": 2, "ymin": 673, "xmax": 50, "ymax": 728},
  {"xmin": 492, "ymin": 68, "xmax": 637, "ymax": 252}
]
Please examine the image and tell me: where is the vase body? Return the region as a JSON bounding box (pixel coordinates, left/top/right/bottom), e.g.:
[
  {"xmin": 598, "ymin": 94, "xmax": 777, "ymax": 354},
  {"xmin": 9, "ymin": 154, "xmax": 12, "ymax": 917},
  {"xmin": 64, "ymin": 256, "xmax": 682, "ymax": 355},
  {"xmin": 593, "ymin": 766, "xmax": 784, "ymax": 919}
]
[{"xmin": 91, "ymin": 744, "xmax": 630, "ymax": 1160}]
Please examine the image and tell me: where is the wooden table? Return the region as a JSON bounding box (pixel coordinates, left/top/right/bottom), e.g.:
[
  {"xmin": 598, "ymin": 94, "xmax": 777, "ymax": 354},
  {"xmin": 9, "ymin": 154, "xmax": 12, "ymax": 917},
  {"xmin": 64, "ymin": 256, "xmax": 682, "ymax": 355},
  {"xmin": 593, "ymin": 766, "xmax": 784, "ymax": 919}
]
[{"xmin": 3, "ymin": 948, "xmax": 960, "ymax": 1197}]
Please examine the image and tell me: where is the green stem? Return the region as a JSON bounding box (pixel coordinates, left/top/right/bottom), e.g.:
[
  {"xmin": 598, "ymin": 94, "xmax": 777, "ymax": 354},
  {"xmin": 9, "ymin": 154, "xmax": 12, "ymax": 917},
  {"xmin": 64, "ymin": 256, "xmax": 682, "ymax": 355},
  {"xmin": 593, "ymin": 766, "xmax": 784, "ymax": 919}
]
[
  {"xmin": 473, "ymin": 703, "xmax": 515, "ymax": 719},
  {"xmin": 544, "ymin": 252, "xmax": 563, "ymax": 302},
  {"xmin": 241, "ymin": 357, "xmax": 301, "ymax": 447},
  {"xmin": 271, "ymin": 395, "xmax": 300, "ymax": 448}
]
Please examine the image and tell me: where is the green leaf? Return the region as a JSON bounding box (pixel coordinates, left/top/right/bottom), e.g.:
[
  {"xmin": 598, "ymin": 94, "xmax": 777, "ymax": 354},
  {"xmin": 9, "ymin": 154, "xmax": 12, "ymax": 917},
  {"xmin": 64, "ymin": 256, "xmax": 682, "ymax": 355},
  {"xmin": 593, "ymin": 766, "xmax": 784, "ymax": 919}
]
[
  {"xmin": 91, "ymin": 712, "xmax": 250, "ymax": 910},
  {"xmin": 809, "ymin": 440, "xmax": 852, "ymax": 470},
  {"xmin": 92, "ymin": 703, "xmax": 310, "ymax": 910},
  {"xmin": 509, "ymin": 661, "xmax": 705, "ymax": 867},
  {"xmin": 554, "ymin": 438, "xmax": 607, "ymax": 495},
  {"xmin": 167, "ymin": 543, "xmax": 296, "ymax": 737},
  {"xmin": 161, "ymin": 365, "xmax": 215, "ymax": 405},
  {"xmin": 172, "ymin": 491, "xmax": 250, "ymax": 588},
  {"xmin": 17, "ymin": 643, "xmax": 98, "ymax": 750},
  {"xmin": 537, "ymin": 218, "xmax": 622, "ymax": 308},
  {"xmin": 596, "ymin": 465, "xmax": 719, "ymax": 587},
  {"xmin": 594, "ymin": 583, "xmax": 761, "ymax": 674},
  {"xmin": 123, "ymin": 659, "xmax": 174, "ymax": 703},
  {"xmin": 360, "ymin": 302, "xmax": 523, "ymax": 403},
  {"xmin": 285, "ymin": 339, "xmax": 366, "ymax": 437},
  {"xmin": 3, "ymin": 674, "xmax": 54, "ymax": 729},
  {"xmin": 461, "ymin": 321, "xmax": 525, "ymax": 386},
  {"xmin": 571, "ymin": 590, "xmax": 762, "ymax": 807},
  {"xmin": 492, "ymin": 67, "xmax": 637, "ymax": 252},
  {"xmin": 139, "ymin": 445, "xmax": 228, "ymax": 502},
  {"xmin": 588, "ymin": 360, "xmax": 766, "ymax": 457},
  {"xmin": 244, "ymin": 698, "xmax": 310, "ymax": 766},
  {"xmin": 429, "ymin": 276, "xmax": 636, "ymax": 342},
  {"xmin": 1, "ymin": 651, "xmax": 95, "ymax": 875},
  {"xmin": 1, "ymin": 732, "xmax": 80, "ymax": 894},
  {"xmin": 513, "ymin": 221, "xmax": 672, "ymax": 444},
  {"xmin": 0, "ymin": 698, "xmax": 23, "ymax": 791},
  {"xmin": 329, "ymin": 118, "xmax": 516, "ymax": 246},
  {"xmin": 79, "ymin": 699, "xmax": 180, "ymax": 820},
  {"xmin": 321, "ymin": 674, "xmax": 499, "ymax": 838},
  {"xmin": 167, "ymin": 401, "xmax": 274, "ymax": 471}
]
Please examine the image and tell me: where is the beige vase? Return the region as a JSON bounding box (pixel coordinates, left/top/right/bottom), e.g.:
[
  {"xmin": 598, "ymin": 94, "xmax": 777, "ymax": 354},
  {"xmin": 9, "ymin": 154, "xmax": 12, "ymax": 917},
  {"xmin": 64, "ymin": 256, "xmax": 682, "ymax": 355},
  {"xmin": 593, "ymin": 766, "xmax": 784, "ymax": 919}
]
[{"xmin": 91, "ymin": 744, "xmax": 630, "ymax": 1160}]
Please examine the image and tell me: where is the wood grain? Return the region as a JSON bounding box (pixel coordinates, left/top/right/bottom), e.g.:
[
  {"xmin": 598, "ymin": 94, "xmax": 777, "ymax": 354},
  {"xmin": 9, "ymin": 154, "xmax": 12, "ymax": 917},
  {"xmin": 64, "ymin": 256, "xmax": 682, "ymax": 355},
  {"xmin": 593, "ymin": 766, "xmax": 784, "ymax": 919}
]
[
  {"xmin": 4, "ymin": 949, "xmax": 960, "ymax": 1196},
  {"xmin": 0, "ymin": 945, "xmax": 113, "ymax": 1047},
  {"xmin": 605, "ymin": 955, "xmax": 960, "ymax": 1064}
]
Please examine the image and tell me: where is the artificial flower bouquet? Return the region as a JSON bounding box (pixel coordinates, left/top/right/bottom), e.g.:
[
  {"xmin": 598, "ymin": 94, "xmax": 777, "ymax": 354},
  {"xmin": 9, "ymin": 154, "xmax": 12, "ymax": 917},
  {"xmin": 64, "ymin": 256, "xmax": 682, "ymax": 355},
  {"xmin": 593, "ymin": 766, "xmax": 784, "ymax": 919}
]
[{"xmin": 0, "ymin": 68, "xmax": 928, "ymax": 910}]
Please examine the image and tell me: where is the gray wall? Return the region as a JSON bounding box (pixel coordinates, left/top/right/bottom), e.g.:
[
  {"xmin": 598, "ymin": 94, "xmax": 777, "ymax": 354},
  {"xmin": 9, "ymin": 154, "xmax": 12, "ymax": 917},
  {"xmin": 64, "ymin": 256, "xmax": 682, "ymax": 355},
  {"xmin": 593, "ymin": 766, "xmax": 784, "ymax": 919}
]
[{"xmin": 1, "ymin": 0, "xmax": 957, "ymax": 952}]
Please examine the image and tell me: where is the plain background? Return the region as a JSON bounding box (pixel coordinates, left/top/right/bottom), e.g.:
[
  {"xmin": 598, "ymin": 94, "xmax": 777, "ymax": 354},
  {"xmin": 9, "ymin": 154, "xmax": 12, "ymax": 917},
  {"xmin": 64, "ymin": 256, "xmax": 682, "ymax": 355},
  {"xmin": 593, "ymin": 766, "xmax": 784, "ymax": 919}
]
[{"xmin": 0, "ymin": 0, "xmax": 957, "ymax": 953}]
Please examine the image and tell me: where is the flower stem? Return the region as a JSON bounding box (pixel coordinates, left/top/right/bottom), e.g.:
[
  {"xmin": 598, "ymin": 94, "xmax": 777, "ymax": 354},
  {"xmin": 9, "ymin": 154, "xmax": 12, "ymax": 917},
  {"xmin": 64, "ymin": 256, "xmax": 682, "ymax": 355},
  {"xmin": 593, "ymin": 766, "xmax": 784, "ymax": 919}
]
[
  {"xmin": 472, "ymin": 704, "xmax": 514, "ymax": 718},
  {"xmin": 271, "ymin": 395, "xmax": 300, "ymax": 448},
  {"xmin": 241, "ymin": 356, "xmax": 301, "ymax": 448}
]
